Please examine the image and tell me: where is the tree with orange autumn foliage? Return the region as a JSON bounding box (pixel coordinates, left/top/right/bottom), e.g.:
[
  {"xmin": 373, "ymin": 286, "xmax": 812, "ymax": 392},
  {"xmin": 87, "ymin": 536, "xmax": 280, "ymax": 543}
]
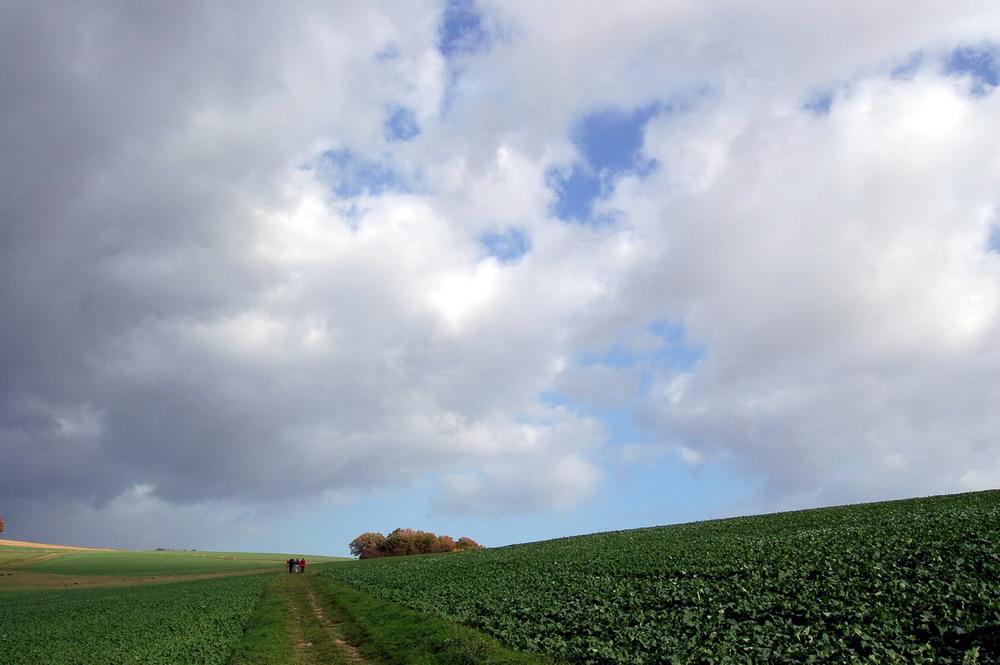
[
  {"xmin": 348, "ymin": 531, "xmax": 386, "ymax": 557},
  {"xmin": 349, "ymin": 528, "xmax": 484, "ymax": 558}
]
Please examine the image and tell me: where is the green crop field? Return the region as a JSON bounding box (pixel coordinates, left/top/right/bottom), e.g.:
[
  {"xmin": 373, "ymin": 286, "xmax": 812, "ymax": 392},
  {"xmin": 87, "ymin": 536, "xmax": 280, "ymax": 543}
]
[
  {"xmin": 0, "ymin": 546, "xmax": 346, "ymax": 664},
  {"xmin": 321, "ymin": 490, "xmax": 1000, "ymax": 664},
  {"xmin": 2, "ymin": 491, "xmax": 998, "ymax": 664},
  {"xmin": 0, "ymin": 542, "xmax": 538, "ymax": 665},
  {"xmin": 21, "ymin": 550, "xmax": 281, "ymax": 576},
  {"xmin": 3, "ymin": 547, "xmax": 343, "ymax": 578},
  {"xmin": 0, "ymin": 574, "xmax": 270, "ymax": 664}
]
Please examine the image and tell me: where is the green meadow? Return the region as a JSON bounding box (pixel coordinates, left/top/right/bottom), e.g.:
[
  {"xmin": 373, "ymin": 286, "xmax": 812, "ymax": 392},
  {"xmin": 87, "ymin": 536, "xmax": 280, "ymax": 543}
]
[
  {"xmin": 2, "ymin": 490, "xmax": 999, "ymax": 664},
  {"xmin": 20, "ymin": 549, "xmax": 293, "ymax": 576},
  {"xmin": 2, "ymin": 574, "xmax": 270, "ymax": 664},
  {"xmin": 323, "ymin": 490, "xmax": 1000, "ymax": 664}
]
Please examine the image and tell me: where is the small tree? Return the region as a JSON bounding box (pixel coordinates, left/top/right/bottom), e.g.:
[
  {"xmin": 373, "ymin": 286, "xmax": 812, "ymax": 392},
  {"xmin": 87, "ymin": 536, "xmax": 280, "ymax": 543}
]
[
  {"xmin": 383, "ymin": 528, "xmax": 421, "ymax": 556},
  {"xmin": 432, "ymin": 534, "xmax": 456, "ymax": 553},
  {"xmin": 349, "ymin": 532, "xmax": 385, "ymax": 558},
  {"xmin": 350, "ymin": 528, "xmax": 485, "ymax": 558}
]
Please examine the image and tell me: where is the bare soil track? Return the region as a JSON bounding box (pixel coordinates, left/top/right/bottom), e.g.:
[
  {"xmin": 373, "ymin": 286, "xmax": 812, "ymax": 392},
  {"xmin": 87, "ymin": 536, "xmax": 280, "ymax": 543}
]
[
  {"xmin": 0, "ymin": 567, "xmax": 275, "ymax": 591},
  {"xmin": 0, "ymin": 538, "xmax": 115, "ymax": 550},
  {"xmin": 281, "ymin": 573, "xmax": 372, "ymax": 665}
]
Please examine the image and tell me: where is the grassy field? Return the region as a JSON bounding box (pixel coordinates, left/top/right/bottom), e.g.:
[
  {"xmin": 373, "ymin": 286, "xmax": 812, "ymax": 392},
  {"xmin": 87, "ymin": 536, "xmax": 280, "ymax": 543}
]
[
  {"xmin": 0, "ymin": 574, "xmax": 271, "ymax": 664},
  {"xmin": 21, "ymin": 550, "xmax": 295, "ymax": 576},
  {"xmin": 321, "ymin": 490, "xmax": 1000, "ymax": 664},
  {"xmin": 0, "ymin": 542, "xmax": 550, "ymax": 664},
  {"xmin": 2, "ymin": 490, "xmax": 998, "ymax": 664}
]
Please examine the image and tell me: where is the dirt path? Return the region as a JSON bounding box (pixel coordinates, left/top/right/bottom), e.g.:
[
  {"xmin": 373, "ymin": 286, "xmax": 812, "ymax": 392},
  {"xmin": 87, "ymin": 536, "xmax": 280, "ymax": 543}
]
[
  {"xmin": 0, "ymin": 566, "xmax": 277, "ymax": 591},
  {"xmin": 0, "ymin": 538, "xmax": 116, "ymax": 550},
  {"xmin": 0, "ymin": 552, "xmax": 64, "ymax": 569},
  {"xmin": 280, "ymin": 573, "xmax": 371, "ymax": 665}
]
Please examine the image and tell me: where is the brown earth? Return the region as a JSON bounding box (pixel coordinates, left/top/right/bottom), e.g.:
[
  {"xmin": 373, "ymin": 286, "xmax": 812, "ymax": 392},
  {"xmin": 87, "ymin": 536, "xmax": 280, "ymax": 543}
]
[
  {"xmin": 0, "ymin": 538, "xmax": 117, "ymax": 551},
  {"xmin": 0, "ymin": 540, "xmax": 286, "ymax": 591},
  {"xmin": 0, "ymin": 567, "xmax": 276, "ymax": 591}
]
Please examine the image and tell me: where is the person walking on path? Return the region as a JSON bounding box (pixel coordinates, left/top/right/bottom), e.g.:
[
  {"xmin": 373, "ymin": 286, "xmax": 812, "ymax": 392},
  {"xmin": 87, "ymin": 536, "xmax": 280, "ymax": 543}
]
[
  {"xmin": 286, "ymin": 557, "xmax": 295, "ymax": 573},
  {"xmin": 299, "ymin": 557, "xmax": 307, "ymax": 573}
]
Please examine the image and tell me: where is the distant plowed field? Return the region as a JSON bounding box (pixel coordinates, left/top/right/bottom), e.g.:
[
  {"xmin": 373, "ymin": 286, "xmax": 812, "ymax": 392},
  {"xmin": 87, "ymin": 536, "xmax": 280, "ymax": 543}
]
[{"xmin": 0, "ymin": 538, "xmax": 113, "ymax": 550}]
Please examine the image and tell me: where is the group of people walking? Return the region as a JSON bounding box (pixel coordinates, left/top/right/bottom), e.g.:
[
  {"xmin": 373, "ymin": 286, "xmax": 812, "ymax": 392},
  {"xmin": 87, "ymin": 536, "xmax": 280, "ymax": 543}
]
[{"xmin": 286, "ymin": 557, "xmax": 307, "ymax": 573}]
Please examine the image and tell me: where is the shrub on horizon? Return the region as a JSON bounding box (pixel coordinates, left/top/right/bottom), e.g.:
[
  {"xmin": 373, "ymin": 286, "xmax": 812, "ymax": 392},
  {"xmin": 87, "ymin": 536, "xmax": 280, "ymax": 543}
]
[{"xmin": 349, "ymin": 528, "xmax": 484, "ymax": 559}]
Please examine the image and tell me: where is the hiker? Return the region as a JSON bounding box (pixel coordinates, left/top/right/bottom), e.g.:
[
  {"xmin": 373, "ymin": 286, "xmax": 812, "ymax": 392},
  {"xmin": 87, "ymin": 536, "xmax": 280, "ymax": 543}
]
[
  {"xmin": 286, "ymin": 557, "xmax": 295, "ymax": 573},
  {"xmin": 299, "ymin": 557, "xmax": 307, "ymax": 573}
]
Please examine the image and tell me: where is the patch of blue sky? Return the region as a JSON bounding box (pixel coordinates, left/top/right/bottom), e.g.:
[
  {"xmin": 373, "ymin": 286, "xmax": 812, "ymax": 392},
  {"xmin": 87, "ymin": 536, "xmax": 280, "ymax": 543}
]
[
  {"xmin": 384, "ymin": 105, "xmax": 421, "ymax": 142},
  {"xmin": 540, "ymin": 322, "xmax": 704, "ymax": 446},
  {"xmin": 537, "ymin": 392, "xmax": 652, "ymax": 475},
  {"xmin": 988, "ymin": 224, "xmax": 1000, "ymax": 253},
  {"xmin": 578, "ymin": 320, "xmax": 704, "ymax": 373},
  {"xmin": 945, "ymin": 43, "xmax": 1000, "ymax": 96},
  {"xmin": 549, "ymin": 104, "xmax": 661, "ymax": 224},
  {"xmin": 538, "ymin": 389, "xmax": 575, "ymax": 411},
  {"xmin": 647, "ymin": 321, "xmax": 705, "ymax": 371},
  {"xmin": 438, "ymin": 0, "xmax": 490, "ymax": 58},
  {"xmin": 479, "ymin": 227, "xmax": 530, "ymax": 263},
  {"xmin": 575, "ymin": 105, "xmax": 661, "ymax": 175},
  {"xmin": 315, "ymin": 149, "xmax": 405, "ymax": 199},
  {"xmin": 547, "ymin": 164, "xmax": 603, "ymax": 222},
  {"xmin": 428, "ymin": 454, "xmax": 757, "ymax": 543},
  {"xmin": 575, "ymin": 344, "xmax": 641, "ymax": 371},
  {"xmin": 891, "ymin": 52, "xmax": 925, "ymax": 80},
  {"xmin": 589, "ymin": 455, "xmax": 758, "ymax": 530},
  {"xmin": 375, "ymin": 43, "xmax": 400, "ymax": 62},
  {"xmin": 802, "ymin": 88, "xmax": 835, "ymax": 115},
  {"xmin": 294, "ymin": 451, "xmax": 757, "ymax": 553},
  {"xmin": 538, "ymin": 385, "xmax": 756, "ymax": 535}
]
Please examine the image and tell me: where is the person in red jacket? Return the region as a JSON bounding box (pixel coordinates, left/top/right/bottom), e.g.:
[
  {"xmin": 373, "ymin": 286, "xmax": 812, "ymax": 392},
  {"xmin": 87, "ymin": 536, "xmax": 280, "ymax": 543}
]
[{"xmin": 299, "ymin": 557, "xmax": 307, "ymax": 573}]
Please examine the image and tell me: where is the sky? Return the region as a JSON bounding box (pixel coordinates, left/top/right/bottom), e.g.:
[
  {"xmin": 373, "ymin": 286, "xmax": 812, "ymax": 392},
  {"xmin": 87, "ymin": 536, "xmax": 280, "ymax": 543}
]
[{"xmin": 2, "ymin": 1, "xmax": 1000, "ymax": 557}]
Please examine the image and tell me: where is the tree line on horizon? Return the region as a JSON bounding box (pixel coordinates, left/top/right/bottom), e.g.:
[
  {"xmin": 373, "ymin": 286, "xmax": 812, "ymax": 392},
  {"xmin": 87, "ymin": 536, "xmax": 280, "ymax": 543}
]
[{"xmin": 349, "ymin": 528, "xmax": 483, "ymax": 559}]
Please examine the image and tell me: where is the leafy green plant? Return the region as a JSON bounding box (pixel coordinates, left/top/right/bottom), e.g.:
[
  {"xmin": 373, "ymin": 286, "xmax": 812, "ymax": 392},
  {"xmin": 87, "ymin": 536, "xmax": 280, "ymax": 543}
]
[
  {"xmin": 22, "ymin": 550, "xmax": 286, "ymax": 576},
  {"xmin": 224, "ymin": 575, "xmax": 297, "ymax": 665},
  {"xmin": 0, "ymin": 574, "xmax": 271, "ymax": 664},
  {"xmin": 321, "ymin": 491, "xmax": 1000, "ymax": 664},
  {"xmin": 310, "ymin": 574, "xmax": 558, "ymax": 665}
]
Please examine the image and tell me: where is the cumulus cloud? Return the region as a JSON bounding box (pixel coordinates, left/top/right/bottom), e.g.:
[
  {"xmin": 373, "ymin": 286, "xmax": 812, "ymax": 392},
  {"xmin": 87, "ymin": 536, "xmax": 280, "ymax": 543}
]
[
  {"xmin": 3, "ymin": 0, "xmax": 1000, "ymax": 547},
  {"xmin": 624, "ymin": 57, "xmax": 1000, "ymax": 507}
]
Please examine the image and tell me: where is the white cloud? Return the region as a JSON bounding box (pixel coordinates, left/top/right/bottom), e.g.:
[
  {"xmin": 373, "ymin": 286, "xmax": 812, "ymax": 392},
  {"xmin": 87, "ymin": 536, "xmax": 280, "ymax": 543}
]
[
  {"xmin": 432, "ymin": 408, "xmax": 604, "ymax": 516},
  {"xmin": 622, "ymin": 59, "xmax": 1000, "ymax": 506},
  {"xmin": 4, "ymin": 0, "xmax": 1000, "ymax": 549},
  {"xmin": 554, "ymin": 363, "xmax": 642, "ymax": 410}
]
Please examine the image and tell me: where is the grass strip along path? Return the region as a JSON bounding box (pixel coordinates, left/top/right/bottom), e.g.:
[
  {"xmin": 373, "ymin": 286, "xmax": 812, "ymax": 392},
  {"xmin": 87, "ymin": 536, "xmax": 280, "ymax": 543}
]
[
  {"xmin": 281, "ymin": 573, "xmax": 369, "ymax": 665},
  {"xmin": 229, "ymin": 569, "xmax": 556, "ymax": 665},
  {"xmin": 1, "ymin": 541, "xmax": 552, "ymax": 665}
]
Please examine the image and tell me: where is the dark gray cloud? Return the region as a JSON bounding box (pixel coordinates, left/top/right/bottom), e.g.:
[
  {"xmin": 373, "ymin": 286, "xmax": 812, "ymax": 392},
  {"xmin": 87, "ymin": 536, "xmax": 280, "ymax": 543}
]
[
  {"xmin": 4, "ymin": 1, "xmax": 1000, "ymax": 551},
  {"xmin": 0, "ymin": 2, "xmax": 474, "ymax": 536}
]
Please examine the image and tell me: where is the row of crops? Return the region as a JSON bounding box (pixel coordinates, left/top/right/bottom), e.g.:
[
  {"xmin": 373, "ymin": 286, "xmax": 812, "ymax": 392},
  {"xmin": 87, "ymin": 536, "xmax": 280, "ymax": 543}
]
[
  {"xmin": 321, "ymin": 490, "xmax": 1000, "ymax": 664},
  {"xmin": 0, "ymin": 574, "xmax": 270, "ymax": 664},
  {"xmin": 18, "ymin": 549, "xmax": 289, "ymax": 576}
]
